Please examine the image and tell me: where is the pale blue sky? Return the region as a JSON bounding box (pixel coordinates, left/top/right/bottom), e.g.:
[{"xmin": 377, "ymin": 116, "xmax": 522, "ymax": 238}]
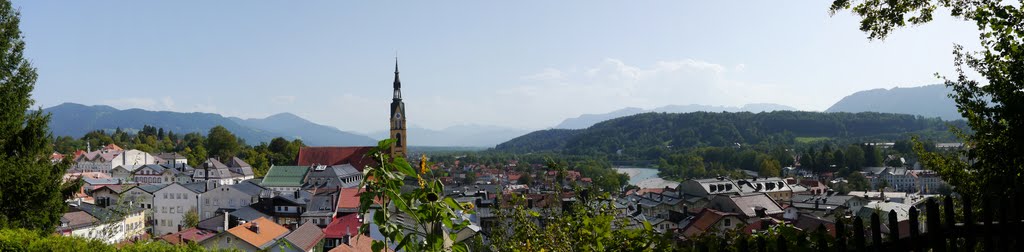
[{"xmin": 17, "ymin": 1, "xmax": 978, "ymax": 133}]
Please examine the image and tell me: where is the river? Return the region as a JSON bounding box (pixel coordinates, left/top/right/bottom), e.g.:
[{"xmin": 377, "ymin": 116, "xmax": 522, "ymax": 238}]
[{"xmin": 614, "ymin": 167, "xmax": 681, "ymax": 189}]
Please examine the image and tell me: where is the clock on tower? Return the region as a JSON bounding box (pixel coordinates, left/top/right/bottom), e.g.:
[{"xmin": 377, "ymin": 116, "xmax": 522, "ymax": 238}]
[{"xmin": 389, "ymin": 59, "xmax": 407, "ymax": 157}]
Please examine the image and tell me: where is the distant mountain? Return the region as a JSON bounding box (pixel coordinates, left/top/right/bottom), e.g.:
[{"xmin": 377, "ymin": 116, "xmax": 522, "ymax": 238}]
[
  {"xmin": 229, "ymin": 113, "xmax": 376, "ymax": 146},
  {"xmin": 554, "ymin": 103, "xmax": 799, "ymax": 129},
  {"xmin": 497, "ymin": 111, "xmax": 964, "ymax": 159},
  {"xmin": 369, "ymin": 124, "xmax": 532, "ymax": 147},
  {"xmin": 44, "ymin": 103, "xmax": 375, "ymax": 146},
  {"xmin": 826, "ymin": 84, "xmax": 961, "ymax": 120}
]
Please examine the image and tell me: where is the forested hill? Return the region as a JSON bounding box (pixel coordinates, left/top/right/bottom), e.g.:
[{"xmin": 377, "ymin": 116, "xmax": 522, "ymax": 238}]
[{"xmin": 495, "ymin": 111, "xmax": 964, "ymax": 158}]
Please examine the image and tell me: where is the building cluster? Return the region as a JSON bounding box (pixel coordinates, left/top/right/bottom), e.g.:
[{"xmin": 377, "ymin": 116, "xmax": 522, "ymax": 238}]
[{"xmin": 59, "ymin": 146, "xmax": 390, "ymax": 252}]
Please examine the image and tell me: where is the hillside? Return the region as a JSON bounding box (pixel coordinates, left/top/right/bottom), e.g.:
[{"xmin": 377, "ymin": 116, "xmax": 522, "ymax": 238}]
[
  {"xmin": 369, "ymin": 124, "xmax": 531, "ymax": 147},
  {"xmin": 826, "ymin": 84, "xmax": 962, "ymax": 120},
  {"xmin": 44, "ymin": 103, "xmax": 375, "ymax": 146},
  {"xmin": 554, "ymin": 103, "xmax": 798, "ymax": 129},
  {"xmin": 497, "ymin": 111, "xmax": 964, "ymax": 160},
  {"xmin": 229, "ymin": 113, "xmax": 376, "ymax": 146}
]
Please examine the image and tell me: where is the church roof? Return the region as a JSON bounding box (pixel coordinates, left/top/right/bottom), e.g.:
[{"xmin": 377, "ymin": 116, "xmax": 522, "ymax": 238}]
[{"xmin": 296, "ymin": 147, "xmax": 376, "ymax": 171}]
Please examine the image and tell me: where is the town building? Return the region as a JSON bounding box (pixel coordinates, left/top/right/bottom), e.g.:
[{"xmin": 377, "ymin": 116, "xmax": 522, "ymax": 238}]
[
  {"xmin": 152, "ymin": 182, "xmax": 207, "ymax": 235},
  {"xmin": 201, "ymin": 217, "xmax": 291, "ymax": 252}
]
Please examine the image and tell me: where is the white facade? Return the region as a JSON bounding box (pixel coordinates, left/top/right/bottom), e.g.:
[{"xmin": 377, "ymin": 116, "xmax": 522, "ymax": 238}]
[
  {"xmin": 199, "ymin": 184, "xmax": 260, "ymax": 219},
  {"xmin": 152, "ymin": 183, "xmax": 203, "ymax": 235},
  {"xmin": 75, "ymin": 149, "xmax": 159, "ymax": 174}
]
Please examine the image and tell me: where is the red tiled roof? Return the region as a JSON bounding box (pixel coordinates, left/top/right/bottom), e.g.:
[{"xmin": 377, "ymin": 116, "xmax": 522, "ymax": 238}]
[
  {"xmin": 324, "ymin": 213, "xmax": 362, "ymax": 239},
  {"xmin": 328, "ymin": 234, "xmax": 384, "ymax": 252},
  {"xmin": 297, "ymin": 147, "xmax": 376, "ymax": 171},
  {"xmin": 336, "ymin": 188, "xmax": 365, "ymax": 210},
  {"xmin": 683, "ymin": 208, "xmax": 738, "ymax": 236},
  {"xmin": 159, "ymin": 227, "xmax": 216, "ymax": 245}
]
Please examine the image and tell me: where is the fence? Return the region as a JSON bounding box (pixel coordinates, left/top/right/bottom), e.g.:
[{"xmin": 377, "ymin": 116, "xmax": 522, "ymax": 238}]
[{"xmin": 700, "ymin": 195, "xmax": 1022, "ymax": 251}]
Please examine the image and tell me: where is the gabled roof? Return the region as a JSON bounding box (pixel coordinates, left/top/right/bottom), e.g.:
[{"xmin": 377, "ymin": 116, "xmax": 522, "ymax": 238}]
[
  {"xmin": 155, "ymin": 152, "xmax": 187, "ymax": 160},
  {"xmin": 229, "ymin": 180, "xmax": 268, "ymax": 197},
  {"xmin": 201, "ymin": 158, "xmax": 228, "ymax": 169},
  {"xmin": 181, "ymin": 182, "xmax": 210, "ymax": 194},
  {"xmin": 682, "ymin": 208, "xmax": 740, "ymax": 237},
  {"xmin": 324, "ymin": 213, "xmax": 362, "ymax": 239},
  {"xmin": 282, "ymin": 221, "xmax": 326, "ymax": 251},
  {"xmin": 227, "ymin": 157, "xmax": 251, "ymax": 168},
  {"xmin": 261, "ymin": 165, "xmax": 309, "ymax": 187},
  {"xmin": 297, "ymin": 147, "xmax": 376, "ymax": 171},
  {"xmin": 159, "ymin": 227, "xmax": 216, "ymax": 245},
  {"xmin": 328, "ymin": 234, "xmax": 380, "ymax": 252},
  {"xmin": 135, "ymin": 184, "xmax": 169, "ymax": 194},
  {"xmin": 336, "ymin": 188, "xmax": 364, "ymax": 210},
  {"xmin": 57, "ymin": 211, "xmax": 98, "ymax": 232},
  {"xmin": 226, "ymin": 217, "xmax": 290, "ymax": 249}
]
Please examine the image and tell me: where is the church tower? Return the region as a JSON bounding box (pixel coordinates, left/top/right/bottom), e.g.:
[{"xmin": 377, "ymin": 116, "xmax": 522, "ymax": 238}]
[{"xmin": 389, "ymin": 59, "xmax": 407, "ymax": 157}]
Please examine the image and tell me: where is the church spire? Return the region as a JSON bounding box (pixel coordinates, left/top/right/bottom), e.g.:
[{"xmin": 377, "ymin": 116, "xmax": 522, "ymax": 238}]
[{"xmin": 393, "ymin": 58, "xmax": 401, "ymax": 91}]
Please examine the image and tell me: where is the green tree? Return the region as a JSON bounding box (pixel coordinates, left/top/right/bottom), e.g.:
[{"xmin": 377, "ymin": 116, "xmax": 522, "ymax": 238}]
[
  {"xmin": 844, "ymin": 145, "xmax": 865, "ymax": 170},
  {"xmin": 0, "ymin": 0, "xmax": 81, "ymax": 233},
  {"xmin": 832, "ymin": 0, "xmax": 1024, "ymax": 198},
  {"xmin": 846, "ymin": 172, "xmax": 871, "ymax": 191},
  {"xmin": 182, "ymin": 208, "xmax": 199, "ymax": 229},
  {"xmin": 205, "ymin": 125, "xmax": 240, "ymax": 162},
  {"xmin": 759, "ymin": 158, "xmax": 782, "ymax": 178}
]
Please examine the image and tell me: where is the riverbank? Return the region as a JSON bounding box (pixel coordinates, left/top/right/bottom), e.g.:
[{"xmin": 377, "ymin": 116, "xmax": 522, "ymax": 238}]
[{"xmin": 614, "ymin": 167, "xmax": 680, "ymax": 189}]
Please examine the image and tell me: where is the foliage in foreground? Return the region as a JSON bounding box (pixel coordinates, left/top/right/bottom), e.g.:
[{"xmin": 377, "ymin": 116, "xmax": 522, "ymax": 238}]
[
  {"xmin": 831, "ymin": 0, "xmax": 1024, "ymax": 199},
  {"xmin": 359, "ymin": 139, "xmax": 473, "ymax": 252},
  {"xmin": 0, "ymin": 228, "xmax": 225, "ymax": 252},
  {"xmin": 0, "ymin": 0, "xmax": 81, "ymax": 233}
]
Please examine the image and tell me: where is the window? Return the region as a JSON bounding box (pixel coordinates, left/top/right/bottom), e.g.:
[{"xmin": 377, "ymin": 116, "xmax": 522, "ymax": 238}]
[
  {"xmin": 229, "ymin": 199, "xmax": 236, "ymax": 207},
  {"xmin": 724, "ymin": 218, "xmax": 732, "ymax": 226},
  {"xmin": 163, "ymin": 193, "xmax": 167, "ymax": 199},
  {"xmin": 177, "ymin": 206, "xmax": 182, "ymax": 213},
  {"xmin": 205, "ymin": 198, "xmax": 210, "ymax": 205},
  {"xmin": 161, "ymin": 207, "xmax": 167, "ymax": 213},
  {"xmin": 214, "ymin": 199, "xmax": 219, "ymax": 206}
]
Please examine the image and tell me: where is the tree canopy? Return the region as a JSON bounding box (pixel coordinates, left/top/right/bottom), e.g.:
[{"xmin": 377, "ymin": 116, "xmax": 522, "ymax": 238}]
[
  {"xmin": 832, "ymin": 0, "xmax": 1024, "ymax": 198},
  {"xmin": 0, "ymin": 0, "xmax": 80, "ymax": 233}
]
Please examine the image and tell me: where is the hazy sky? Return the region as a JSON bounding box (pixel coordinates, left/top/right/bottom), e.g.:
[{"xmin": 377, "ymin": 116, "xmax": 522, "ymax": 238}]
[{"xmin": 17, "ymin": 1, "xmax": 978, "ymax": 133}]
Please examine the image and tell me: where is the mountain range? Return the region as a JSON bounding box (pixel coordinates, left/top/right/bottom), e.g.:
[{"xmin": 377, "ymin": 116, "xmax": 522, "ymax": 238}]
[
  {"xmin": 554, "ymin": 103, "xmax": 799, "ymax": 129},
  {"xmin": 825, "ymin": 84, "xmax": 961, "ymax": 120},
  {"xmin": 43, "ymin": 103, "xmax": 375, "ymax": 146},
  {"xmin": 368, "ymin": 125, "xmax": 531, "ymax": 147}
]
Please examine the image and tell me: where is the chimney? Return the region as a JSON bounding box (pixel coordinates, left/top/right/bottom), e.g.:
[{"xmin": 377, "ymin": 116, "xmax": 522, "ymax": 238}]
[
  {"xmin": 250, "ymin": 222, "xmax": 259, "ymax": 234},
  {"xmin": 344, "ymin": 225, "xmax": 351, "ymax": 245},
  {"xmin": 814, "ymin": 199, "xmax": 819, "ymax": 209},
  {"xmin": 223, "ymin": 211, "xmax": 230, "ymax": 231},
  {"xmin": 294, "ymin": 189, "xmax": 300, "ymax": 200}
]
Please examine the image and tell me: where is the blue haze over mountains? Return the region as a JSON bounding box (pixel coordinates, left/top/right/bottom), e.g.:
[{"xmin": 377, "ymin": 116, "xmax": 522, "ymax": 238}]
[{"xmin": 43, "ymin": 84, "xmax": 960, "ymax": 147}]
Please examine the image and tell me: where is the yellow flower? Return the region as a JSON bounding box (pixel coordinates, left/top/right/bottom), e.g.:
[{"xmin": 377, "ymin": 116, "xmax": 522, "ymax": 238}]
[{"xmin": 420, "ymin": 154, "xmax": 429, "ymax": 174}]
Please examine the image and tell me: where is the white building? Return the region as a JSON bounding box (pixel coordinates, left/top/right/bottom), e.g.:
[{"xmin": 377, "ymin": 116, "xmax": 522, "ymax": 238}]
[
  {"xmin": 152, "ymin": 182, "xmax": 207, "ymax": 235},
  {"xmin": 56, "ymin": 203, "xmax": 146, "ymax": 244},
  {"xmin": 199, "ymin": 180, "xmax": 266, "ymax": 219},
  {"xmin": 193, "ymin": 158, "xmax": 255, "ymax": 186},
  {"xmin": 74, "ymin": 145, "xmax": 160, "ymax": 174}
]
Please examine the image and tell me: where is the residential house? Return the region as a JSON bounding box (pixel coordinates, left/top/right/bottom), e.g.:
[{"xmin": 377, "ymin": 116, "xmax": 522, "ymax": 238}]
[
  {"xmin": 323, "ymin": 214, "xmax": 368, "ymax": 250},
  {"xmin": 733, "ymin": 177, "xmax": 794, "ymax": 201},
  {"xmin": 89, "ymin": 185, "xmax": 127, "ymax": 208},
  {"xmin": 678, "ymin": 178, "xmax": 742, "ymax": 198},
  {"xmin": 193, "ymin": 158, "xmax": 255, "ymax": 186},
  {"xmin": 199, "ymin": 180, "xmax": 266, "ymax": 219},
  {"xmin": 155, "ymin": 152, "xmax": 188, "ymax": 166},
  {"xmin": 74, "ymin": 146, "xmax": 159, "ymax": 174},
  {"xmin": 56, "ymin": 202, "xmax": 146, "ymax": 244},
  {"xmin": 707, "ymin": 193, "xmax": 784, "ymax": 222},
  {"xmin": 271, "ymin": 221, "xmax": 325, "ymax": 252},
  {"xmin": 201, "ymin": 217, "xmax": 291, "ymax": 252},
  {"xmin": 196, "ymin": 206, "xmax": 272, "ymax": 233},
  {"xmin": 251, "ymin": 190, "xmax": 313, "ymax": 227},
  {"xmin": 159, "ymin": 227, "xmax": 217, "ymax": 245},
  {"xmin": 304, "ymin": 164, "xmax": 362, "ymax": 189},
  {"xmin": 680, "ymin": 208, "xmax": 744, "ymax": 239},
  {"xmin": 261, "ymin": 165, "xmax": 310, "ymax": 193},
  {"xmin": 152, "ymin": 182, "xmax": 208, "ymax": 235},
  {"xmin": 788, "ymin": 194, "xmax": 868, "ymax": 217},
  {"xmin": 121, "ymin": 184, "xmax": 168, "ymax": 234}
]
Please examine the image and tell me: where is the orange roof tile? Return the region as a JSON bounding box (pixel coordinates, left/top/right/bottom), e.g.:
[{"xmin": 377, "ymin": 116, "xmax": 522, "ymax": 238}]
[
  {"xmin": 328, "ymin": 234, "xmax": 388, "ymax": 252},
  {"xmin": 226, "ymin": 217, "xmax": 290, "ymax": 248}
]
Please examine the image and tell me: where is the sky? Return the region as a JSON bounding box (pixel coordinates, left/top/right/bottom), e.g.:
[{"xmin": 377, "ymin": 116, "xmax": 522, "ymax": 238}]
[{"xmin": 16, "ymin": 1, "xmax": 979, "ymax": 134}]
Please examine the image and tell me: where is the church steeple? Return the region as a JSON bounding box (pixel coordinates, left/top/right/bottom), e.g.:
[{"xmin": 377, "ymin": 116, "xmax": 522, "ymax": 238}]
[
  {"xmin": 389, "ymin": 58, "xmax": 407, "ymax": 157},
  {"xmin": 393, "ymin": 58, "xmax": 402, "ymax": 100}
]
